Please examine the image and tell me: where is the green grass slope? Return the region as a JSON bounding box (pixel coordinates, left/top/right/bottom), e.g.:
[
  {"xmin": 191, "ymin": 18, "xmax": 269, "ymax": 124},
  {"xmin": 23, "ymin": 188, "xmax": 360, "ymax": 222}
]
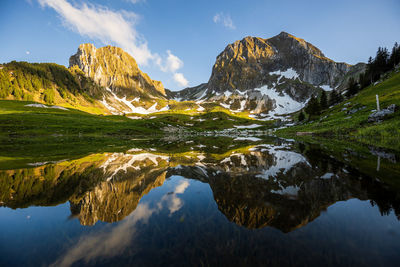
[
  {"xmin": 277, "ymin": 70, "xmax": 400, "ymax": 150},
  {"xmin": 0, "ymin": 100, "xmax": 161, "ymax": 137},
  {"xmin": 0, "ymin": 100, "xmax": 265, "ymax": 137},
  {"xmin": 0, "ymin": 61, "xmax": 108, "ymax": 114}
]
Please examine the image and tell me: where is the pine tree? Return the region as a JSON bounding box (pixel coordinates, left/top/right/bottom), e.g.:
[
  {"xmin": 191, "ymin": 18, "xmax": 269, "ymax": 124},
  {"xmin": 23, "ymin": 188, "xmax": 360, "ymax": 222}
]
[
  {"xmin": 366, "ymin": 56, "xmax": 374, "ymax": 84},
  {"xmin": 43, "ymin": 88, "xmax": 54, "ymax": 104},
  {"xmin": 305, "ymin": 96, "xmax": 320, "ymax": 117},
  {"xmin": 0, "ymin": 70, "xmax": 11, "ymax": 98},
  {"xmin": 370, "ymin": 47, "xmax": 391, "ymax": 81},
  {"xmin": 396, "ymin": 42, "xmax": 400, "ymax": 66},
  {"xmin": 320, "ymin": 90, "xmax": 328, "ymax": 110},
  {"xmin": 389, "ymin": 42, "xmax": 400, "ymax": 68},
  {"xmin": 358, "ymin": 72, "xmax": 370, "ymax": 90},
  {"xmin": 337, "ymin": 91, "xmax": 344, "ymax": 103},
  {"xmin": 328, "ymin": 90, "xmax": 338, "ymax": 106},
  {"xmin": 12, "ymin": 87, "xmax": 22, "ymax": 99},
  {"xmin": 298, "ymin": 111, "xmax": 305, "ymax": 122},
  {"xmin": 328, "ymin": 90, "xmax": 344, "ymax": 106},
  {"xmin": 345, "ymin": 77, "xmax": 359, "ymax": 97}
]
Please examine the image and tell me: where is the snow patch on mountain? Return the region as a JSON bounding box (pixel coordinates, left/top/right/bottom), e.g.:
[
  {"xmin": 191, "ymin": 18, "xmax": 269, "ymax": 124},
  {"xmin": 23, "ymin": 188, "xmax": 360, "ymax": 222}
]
[
  {"xmin": 158, "ymin": 105, "xmax": 170, "ymax": 112},
  {"xmin": 220, "ymin": 102, "xmax": 231, "ymax": 109},
  {"xmin": 233, "ymin": 124, "xmax": 262, "ymax": 129},
  {"xmin": 255, "ymin": 85, "xmax": 306, "ymax": 115},
  {"xmin": 102, "ymin": 88, "xmax": 167, "ymax": 115},
  {"xmin": 234, "ymin": 137, "xmax": 262, "ymax": 141},
  {"xmin": 320, "ymin": 85, "xmax": 333, "ymax": 91},
  {"xmin": 196, "ymin": 89, "xmax": 208, "ymax": 102},
  {"xmin": 224, "ymin": 91, "xmax": 233, "ymax": 98},
  {"xmin": 269, "ymin": 68, "xmax": 299, "ymax": 80},
  {"xmin": 101, "ymin": 98, "xmax": 119, "ymax": 114},
  {"xmin": 25, "ymin": 103, "xmax": 69, "ymax": 110}
]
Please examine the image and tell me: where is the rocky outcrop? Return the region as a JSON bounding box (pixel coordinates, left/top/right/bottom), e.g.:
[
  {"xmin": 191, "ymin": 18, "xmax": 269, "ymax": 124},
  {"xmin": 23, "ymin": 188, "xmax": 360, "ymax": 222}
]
[
  {"xmin": 336, "ymin": 63, "xmax": 367, "ymax": 92},
  {"xmin": 69, "ymin": 44, "xmax": 165, "ymax": 98},
  {"xmin": 368, "ymin": 104, "xmax": 397, "ymax": 122},
  {"xmin": 69, "ymin": 44, "xmax": 169, "ymax": 115},
  {"xmin": 169, "ymin": 83, "xmax": 208, "ymax": 101}
]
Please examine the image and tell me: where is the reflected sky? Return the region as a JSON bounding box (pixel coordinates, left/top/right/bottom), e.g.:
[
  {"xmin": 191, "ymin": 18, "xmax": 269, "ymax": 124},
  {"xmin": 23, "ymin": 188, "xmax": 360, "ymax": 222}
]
[{"xmin": 1, "ymin": 139, "xmax": 400, "ymax": 266}]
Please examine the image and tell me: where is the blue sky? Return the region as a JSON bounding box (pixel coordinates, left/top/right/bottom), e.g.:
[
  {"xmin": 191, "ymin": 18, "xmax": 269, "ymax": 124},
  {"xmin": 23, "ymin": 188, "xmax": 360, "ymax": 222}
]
[{"xmin": 1, "ymin": 0, "xmax": 399, "ymax": 91}]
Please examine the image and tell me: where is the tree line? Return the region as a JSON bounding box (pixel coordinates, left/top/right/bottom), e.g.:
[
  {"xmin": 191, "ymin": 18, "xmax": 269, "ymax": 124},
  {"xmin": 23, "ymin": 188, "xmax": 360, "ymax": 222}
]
[
  {"xmin": 299, "ymin": 42, "xmax": 400, "ymax": 121},
  {"xmin": 348, "ymin": 42, "xmax": 400, "ymax": 97},
  {"xmin": 0, "ymin": 61, "xmax": 102, "ymax": 104}
]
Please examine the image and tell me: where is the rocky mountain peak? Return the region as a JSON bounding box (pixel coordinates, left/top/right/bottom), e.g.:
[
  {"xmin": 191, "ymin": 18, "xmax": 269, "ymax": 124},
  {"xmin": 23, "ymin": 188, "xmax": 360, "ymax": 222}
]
[
  {"xmin": 268, "ymin": 31, "xmax": 329, "ymax": 60},
  {"xmin": 175, "ymin": 32, "xmax": 363, "ymax": 118},
  {"xmin": 208, "ymin": 32, "xmax": 351, "ymax": 94},
  {"xmin": 69, "ymin": 44, "xmax": 165, "ymax": 98}
]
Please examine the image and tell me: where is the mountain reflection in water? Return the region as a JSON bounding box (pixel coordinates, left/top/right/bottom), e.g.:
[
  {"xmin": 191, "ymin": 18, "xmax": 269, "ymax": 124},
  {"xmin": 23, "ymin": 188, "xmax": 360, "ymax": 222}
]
[{"xmin": 1, "ymin": 139, "xmax": 400, "ymax": 266}]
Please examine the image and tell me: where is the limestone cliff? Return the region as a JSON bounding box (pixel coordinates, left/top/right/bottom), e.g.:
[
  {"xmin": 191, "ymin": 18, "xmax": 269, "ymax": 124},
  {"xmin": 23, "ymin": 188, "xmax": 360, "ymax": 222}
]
[
  {"xmin": 69, "ymin": 44, "xmax": 165, "ymax": 98},
  {"xmin": 208, "ymin": 32, "xmax": 351, "ymax": 92},
  {"xmin": 69, "ymin": 44, "xmax": 170, "ymax": 115},
  {"xmin": 175, "ymin": 32, "xmax": 363, "ymax": 118}
]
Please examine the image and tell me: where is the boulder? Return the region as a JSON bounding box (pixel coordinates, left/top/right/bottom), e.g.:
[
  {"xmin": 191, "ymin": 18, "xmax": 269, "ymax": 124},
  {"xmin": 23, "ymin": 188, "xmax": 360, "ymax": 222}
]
[{"xmin": 368, "ymin": 104, "xmax": 397, "ymax": 122}]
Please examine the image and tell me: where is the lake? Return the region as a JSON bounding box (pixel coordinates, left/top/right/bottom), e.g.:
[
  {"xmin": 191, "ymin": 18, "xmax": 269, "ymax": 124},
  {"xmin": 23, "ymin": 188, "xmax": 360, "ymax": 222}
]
[{"xmin": 0, "ymin": 137, "xmax": 399, "ymax": 266}]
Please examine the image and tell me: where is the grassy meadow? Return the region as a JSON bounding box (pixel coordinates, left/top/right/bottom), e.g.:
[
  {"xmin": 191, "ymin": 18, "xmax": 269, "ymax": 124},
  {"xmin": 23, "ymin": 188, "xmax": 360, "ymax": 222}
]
[{"xmin": 277, "ymin": 70, "xmax": 400, "ymax": 151}]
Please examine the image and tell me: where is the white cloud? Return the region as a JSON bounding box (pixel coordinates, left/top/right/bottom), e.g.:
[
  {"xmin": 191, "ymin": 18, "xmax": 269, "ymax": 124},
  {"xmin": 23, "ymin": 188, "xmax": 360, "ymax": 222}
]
[
  {"xmin": 51, "ymin": 177, "xmax": 191, "ymax": 266},
  {"xmin": 213, "ymin": 12, "xmax": 236, "ymax": 30},
  {"xmin": 175, "ymin": 180, "xmax": 189, "ymax": 194},
  {"xmin": 126, "ymin": 0, "xmax": 146, "ymax": 3},
  {"xmin": 160, "ymin": 50, "xmax": 184, "ymax": 73},
  {"xmin": 38, "ymin": 0, "xmax": 152, "ymax": 65},
  {"xmin": 157, "ymin": 179, "xmax": 190, "ymax": 214},
  {"xmin": 157, "ymin": 51, "xmax": 189, "ymax": 87},
  {"xmin": 39, "ymin": 0, "xmax": 189, "ymax": 88},
  {"xmin": 50, "ymin": 203, "xmax": 156, "ymax": 267},
  {"xmin": 173, "ymin": 73, "xmax": 189, "ymax": 87},
  {"xmin": 26, "ymin": 51, "xmax": 30, "ymax": 55}
]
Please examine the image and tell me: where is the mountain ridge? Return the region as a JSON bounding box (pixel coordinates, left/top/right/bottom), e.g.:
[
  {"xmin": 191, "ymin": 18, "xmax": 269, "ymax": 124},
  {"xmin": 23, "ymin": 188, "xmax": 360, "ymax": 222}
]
[
  {"xmin": 0, "ymin": 32, "xmax": 366, "ymax": 118},
  {"xmin": 174, "ymin": 31, "xmax": 364, "ymax": 118}
]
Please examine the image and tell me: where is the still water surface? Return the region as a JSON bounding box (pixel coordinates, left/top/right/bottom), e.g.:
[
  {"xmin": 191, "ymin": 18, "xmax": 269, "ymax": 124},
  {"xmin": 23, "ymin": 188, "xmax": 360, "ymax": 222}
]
[{"xmin": 0, "ymin": 138, "xmax": 399, "ymax": 266}]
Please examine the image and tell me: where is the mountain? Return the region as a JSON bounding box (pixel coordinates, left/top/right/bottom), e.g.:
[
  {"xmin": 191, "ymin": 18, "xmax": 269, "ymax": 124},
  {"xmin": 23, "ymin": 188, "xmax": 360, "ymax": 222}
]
[
  {"xmin": 175, "ymin": 32, "xmax": 365, "ymax": 119},
  {"xmin": 70, "ymin": 44, "xmax": 165, "ymax": 97},
  {"xmin": 0, "ymin": 45, "xmax": 172, "ymax": 116},
  {"xmin": 69, "ymin": 44, "xmax": 169, "ymax": 114},
  {"xmin": 0, "ymin": 34, "xmax": 366, "ymax": 118}
]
